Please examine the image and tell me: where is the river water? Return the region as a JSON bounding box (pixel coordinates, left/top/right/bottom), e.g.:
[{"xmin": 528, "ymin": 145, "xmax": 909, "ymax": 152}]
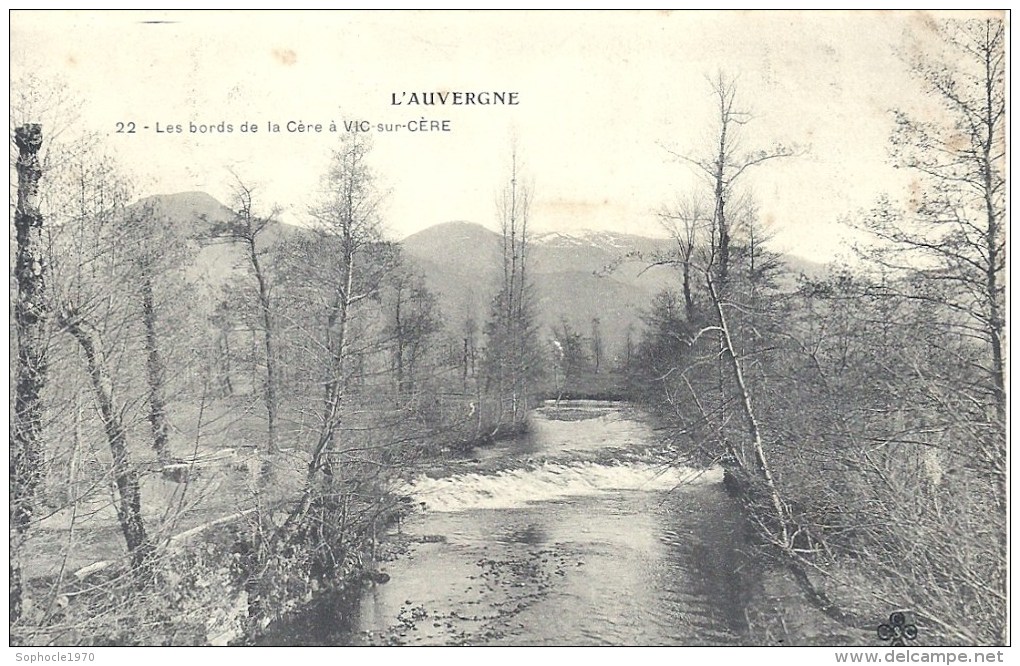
[{"xmin": 274, "ymin": 400, "xmax": 762, "ymax": 646}]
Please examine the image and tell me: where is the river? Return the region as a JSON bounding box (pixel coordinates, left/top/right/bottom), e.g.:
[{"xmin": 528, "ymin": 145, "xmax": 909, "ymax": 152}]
[{"xmin": 268, "ymin": 400, "xmax": 767, "ymax": 646}]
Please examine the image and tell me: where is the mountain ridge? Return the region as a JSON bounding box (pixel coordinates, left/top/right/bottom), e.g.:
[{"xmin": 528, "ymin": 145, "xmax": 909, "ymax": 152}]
[{"xmin": 141, "ymin": 192, "xmax": 827, "ymax": 361}]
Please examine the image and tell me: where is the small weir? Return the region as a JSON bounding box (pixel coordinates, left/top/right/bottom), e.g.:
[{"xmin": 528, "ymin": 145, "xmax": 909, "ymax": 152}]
[{"xmin": 267, "ymin": 401, "xmax": 760, "ymax": 646}]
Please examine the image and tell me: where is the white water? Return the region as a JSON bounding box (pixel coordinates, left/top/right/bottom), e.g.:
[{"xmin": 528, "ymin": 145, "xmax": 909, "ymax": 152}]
[{"xmin": 404, "ymin": 461, "xmax": 724, "ymax": 513}]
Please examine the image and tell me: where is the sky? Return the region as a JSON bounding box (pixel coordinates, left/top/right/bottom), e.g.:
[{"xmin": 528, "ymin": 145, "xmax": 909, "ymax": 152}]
[{"xmin": 9, "ymin": 10, "xmax": 997, "ymax": 262}]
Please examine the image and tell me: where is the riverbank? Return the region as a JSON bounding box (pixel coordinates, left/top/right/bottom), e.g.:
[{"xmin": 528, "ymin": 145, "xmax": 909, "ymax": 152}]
[{"xmin": 13, "ymin": 455, "xmax": 419, "ymax": 646}]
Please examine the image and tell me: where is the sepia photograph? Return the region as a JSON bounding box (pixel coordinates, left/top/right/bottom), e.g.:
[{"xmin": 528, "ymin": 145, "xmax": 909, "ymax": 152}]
[{"xmin": 8, "ymin": 9, "xmax": 1008, "ymax": 655}]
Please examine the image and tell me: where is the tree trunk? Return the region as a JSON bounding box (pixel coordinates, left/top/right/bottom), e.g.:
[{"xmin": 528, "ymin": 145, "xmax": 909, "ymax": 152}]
[
  {"xmin": 682, "ymin": 260, "xmax": 694, "ymax": 319},
  {"xmin": 317, "ymin": 242, "xmax": 355, "ymax": 473},
  {"xmin": 981, "ymin": 95, "xmax": 1005, "ymax": 425},
  {"xmin": 219, "ymin": 329, "xmax": 234, "ymax": 397},
  {"xmin": 11, "ymin": 123, "xmax": 48, "ymax": 625},
  {"xmin": 707, "ymin": 273, "xmax": 790, "ymax": 547},
  {"xmin": 140, "ymin": 274, "xmax": 172, "ymax": 465},
  {"xmin": 246, "ymin": 235, "xmax": 278, "ymax": 464},
  {"xmin": 713, "ymin": 112, "xmax": 730, "ymax": 283},
  {"xmin": 63, "ymin": 318, "xmax": 154, "ymax": 575},
  {"xmin": 394, "ymin": 288, "xmax": 405, "ymax": 401}
]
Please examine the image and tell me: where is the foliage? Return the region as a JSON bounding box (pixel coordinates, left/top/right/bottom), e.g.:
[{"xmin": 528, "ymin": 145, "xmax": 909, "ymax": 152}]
[{"xmin": 630, "ymin": 27, "xmax": 1006, "ymax": 644}]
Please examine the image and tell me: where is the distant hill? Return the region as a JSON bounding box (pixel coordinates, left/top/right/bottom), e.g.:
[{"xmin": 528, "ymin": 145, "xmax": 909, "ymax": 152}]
[
  {"xmin": 132, "ymin": 191, "xmax": 234, "ymax": 226},
  {"xmin": 403, "ymin": 224, "xmax": 679, "ymax": 361},
  {"xmin": 402, "ymin": 222, "xmax": 826, "ymax": 361},
  {"xmin": 128, "ymin": 191, "xmax": 238, "ymax": 286},
  {"xmin": 136, "ymin": 192, "xmax": 826, "ymax": 362},
  {"xmin": 128, "ymin": 191, "xmax": 301, "ymax": 288}
]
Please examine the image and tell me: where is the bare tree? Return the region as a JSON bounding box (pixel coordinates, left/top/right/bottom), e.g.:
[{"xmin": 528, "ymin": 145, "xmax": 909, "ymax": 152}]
[
  {"xmin": 553, "ymin": 319, "xmax": 589, "ymax": 385},
  {"xmin": 658, "ymin": 192, "xmax": 711, "ymax": 319},
  {"xmin": 120, "ymin": 201, "xmax": 190, "ymax": 466},
  {"xmin": 211, "ymin": 178, "xmax": 283, "ymax": 475},
  {"xmin": 670, "ymin": 74, "xmax": 794, "ymax": 284},
  {"xmin": 484, "ymin": 144, "xmax": 542, "ymax": 429},
  {"xmin": 462, "ymin": 316, "xmax": 478, "ymax": 390},
  {"xmin": 701, "ymin": 269, "xmax": 790, "ymax": 546},
  {"xmin": 590, "ymin": 317, "xmax": 603, "ymax": 375},
  {"xmin": 822, "ymin": 19, "xmax": 1007, "ymax": 642},
  {"xmin": 46, "ymin": 150, "xmax": 157, "ymax": 579},
  {"xmin": 11, "ymin": 124, "xmax": 49, "ymax": 623},
  {"xmin": 860, "ymin": 18, "xmax": 1005, "ymax": 423},
  {"xmin": 234, "ymin": 133, "xmax": 404, "ymax": 629},
  {"xmin": 386, "ymin": 264, "xmax": 441, "ymax": 403},
  {"xmin": 56, "ymin": 310, "xmax": 154, "ymax": 574},
  {"xmin": 306, "ymin": 132, "xmax": 387, "ymax": 469}
]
